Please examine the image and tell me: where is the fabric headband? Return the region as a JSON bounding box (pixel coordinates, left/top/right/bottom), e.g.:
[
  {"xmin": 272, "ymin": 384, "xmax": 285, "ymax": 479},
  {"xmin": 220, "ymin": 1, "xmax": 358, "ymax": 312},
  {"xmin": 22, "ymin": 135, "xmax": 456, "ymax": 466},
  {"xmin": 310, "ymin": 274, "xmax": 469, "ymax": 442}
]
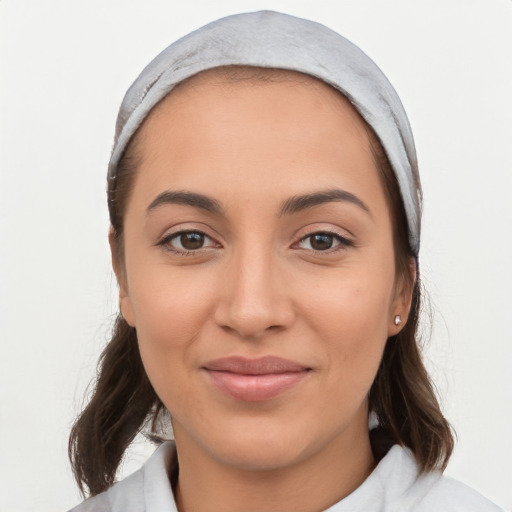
[{"xmin": 108, "ymin": 10, "xmax": 422, "ymax": 254}]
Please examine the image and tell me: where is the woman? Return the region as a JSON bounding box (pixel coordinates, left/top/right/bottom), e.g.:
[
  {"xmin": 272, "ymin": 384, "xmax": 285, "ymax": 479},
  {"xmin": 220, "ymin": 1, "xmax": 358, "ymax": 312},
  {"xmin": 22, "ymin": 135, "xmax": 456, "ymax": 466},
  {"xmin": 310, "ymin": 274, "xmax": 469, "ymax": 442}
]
[{"xmin": 68, "ymin": 11, "xmax": 503, "ymax": 512}]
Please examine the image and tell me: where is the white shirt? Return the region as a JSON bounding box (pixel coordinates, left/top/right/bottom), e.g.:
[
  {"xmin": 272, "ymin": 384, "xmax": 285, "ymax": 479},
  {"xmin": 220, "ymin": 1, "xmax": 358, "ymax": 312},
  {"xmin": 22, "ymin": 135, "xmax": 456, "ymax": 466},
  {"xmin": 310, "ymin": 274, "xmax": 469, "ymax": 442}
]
[{"xmin": 69, "ymin": 442, "xmax": 503, "ymax": 511}]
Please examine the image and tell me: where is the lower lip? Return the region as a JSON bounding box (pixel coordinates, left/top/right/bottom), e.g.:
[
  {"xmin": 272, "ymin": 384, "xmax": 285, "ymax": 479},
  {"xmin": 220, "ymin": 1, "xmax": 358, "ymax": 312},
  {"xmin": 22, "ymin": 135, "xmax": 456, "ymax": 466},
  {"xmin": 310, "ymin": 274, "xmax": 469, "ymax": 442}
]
[{"xmin": 204, "ymin": 370, "xmax": 309, "ymax": 402}]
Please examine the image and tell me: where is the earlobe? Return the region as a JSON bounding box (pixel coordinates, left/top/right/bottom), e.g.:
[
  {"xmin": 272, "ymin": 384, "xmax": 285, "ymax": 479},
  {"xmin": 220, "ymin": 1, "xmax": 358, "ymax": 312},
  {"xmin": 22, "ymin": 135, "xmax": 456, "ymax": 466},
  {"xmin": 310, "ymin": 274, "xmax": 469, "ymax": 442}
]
[
  {"xmin": 109, "ymin": 227, "xmax": 136, "ymax": 327},
  {"xmin": 388, "ymin": 314, "xmax": 403, "ymax": 337},
  {"xmin": 119, "ymin": 295, "xmax": 136, "ymax": 327},
  {"xmin": 388, "ymin": 258, "xmax": 417, "ymax": 336}
]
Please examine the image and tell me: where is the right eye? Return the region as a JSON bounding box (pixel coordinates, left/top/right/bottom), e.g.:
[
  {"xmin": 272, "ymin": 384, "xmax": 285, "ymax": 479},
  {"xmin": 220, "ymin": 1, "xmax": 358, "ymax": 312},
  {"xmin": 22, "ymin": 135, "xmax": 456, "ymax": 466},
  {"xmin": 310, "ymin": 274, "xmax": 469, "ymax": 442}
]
[
  {"xmin": 159, "ymin": 230, "xmax": 218, "ymax": 254},
  {"xmin": 295, "ymin": 231, "xmax": 353, "ymax": 253}
]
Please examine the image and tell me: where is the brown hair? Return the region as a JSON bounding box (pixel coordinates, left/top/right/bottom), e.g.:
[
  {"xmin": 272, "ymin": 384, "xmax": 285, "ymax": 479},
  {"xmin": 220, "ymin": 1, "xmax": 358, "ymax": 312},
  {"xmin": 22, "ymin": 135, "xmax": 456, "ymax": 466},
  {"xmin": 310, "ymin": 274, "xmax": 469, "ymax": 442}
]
[{"xmin": 69, "ymin": 67, "xmax": 453, "ymax": 497}]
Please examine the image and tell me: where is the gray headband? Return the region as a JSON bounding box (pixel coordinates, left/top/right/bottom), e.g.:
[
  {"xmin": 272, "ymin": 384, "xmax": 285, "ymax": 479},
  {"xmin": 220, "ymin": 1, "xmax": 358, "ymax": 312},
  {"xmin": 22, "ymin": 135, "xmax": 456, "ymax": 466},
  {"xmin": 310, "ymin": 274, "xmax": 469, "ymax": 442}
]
[{"xmin": 108, "ymin": 10, "xmax": 422, "ymax": 254}]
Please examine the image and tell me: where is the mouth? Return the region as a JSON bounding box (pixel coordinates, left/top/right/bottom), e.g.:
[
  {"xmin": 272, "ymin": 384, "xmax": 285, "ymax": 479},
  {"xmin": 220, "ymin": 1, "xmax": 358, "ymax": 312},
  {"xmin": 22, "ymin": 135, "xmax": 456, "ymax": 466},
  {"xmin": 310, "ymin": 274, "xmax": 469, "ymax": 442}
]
[{"xmin": 202, "ymin": 356, "xmax": 312, "ymax": 402}]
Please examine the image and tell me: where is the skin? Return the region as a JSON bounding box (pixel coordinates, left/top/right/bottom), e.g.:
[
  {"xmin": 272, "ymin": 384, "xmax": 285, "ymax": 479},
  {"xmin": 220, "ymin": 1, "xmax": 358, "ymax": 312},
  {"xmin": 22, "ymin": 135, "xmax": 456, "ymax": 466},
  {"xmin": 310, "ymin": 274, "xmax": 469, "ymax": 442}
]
[{"xmin": 112, "ymin": 70, "xmax": 413, "ymax": 512}]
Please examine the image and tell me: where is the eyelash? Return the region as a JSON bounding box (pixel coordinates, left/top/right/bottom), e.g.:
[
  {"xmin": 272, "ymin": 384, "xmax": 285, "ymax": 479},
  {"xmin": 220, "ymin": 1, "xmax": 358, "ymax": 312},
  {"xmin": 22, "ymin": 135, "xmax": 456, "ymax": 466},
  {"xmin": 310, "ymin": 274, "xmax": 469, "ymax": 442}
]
[
  {"xmin": 295, "ymin": 231, "xmax": 354, "ymax": 253},
  {"xmin": 157, "ymin": 230, "xmax": 353, "ymax": 256},
  {"xmin": 157, "ymin": 230, "xmax": 218, "ymax": 256}
]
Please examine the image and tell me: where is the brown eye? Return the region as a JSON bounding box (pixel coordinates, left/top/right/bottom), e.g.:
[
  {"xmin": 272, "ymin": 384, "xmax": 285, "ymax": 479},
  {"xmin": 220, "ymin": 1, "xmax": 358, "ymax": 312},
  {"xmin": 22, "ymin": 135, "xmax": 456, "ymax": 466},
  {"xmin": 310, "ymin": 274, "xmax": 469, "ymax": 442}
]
[
  {"xmin": 161, "ymin": 230, "xmax": 218, "ymax": 254},
  {"xmin": 179, "ymin": 232, "xmax": 205, "ymax": 250},
  {"xmin": 309, "ymin": 233, "xmax": 334, "ymax": 251},
  {"xmin": 297, "ymin": 232, "xmax": 352, "ymax": 252}
]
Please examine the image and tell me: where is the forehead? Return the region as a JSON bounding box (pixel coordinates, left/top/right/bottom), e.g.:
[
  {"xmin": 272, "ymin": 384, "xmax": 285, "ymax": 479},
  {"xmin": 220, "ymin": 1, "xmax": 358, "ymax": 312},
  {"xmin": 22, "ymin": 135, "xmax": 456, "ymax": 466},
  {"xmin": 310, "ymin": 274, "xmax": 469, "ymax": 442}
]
[
  {"xmin": 140, "ymin": 65, "xmax": 373, "ymax": 158},
  {"xmin": 125, "ymin": 69, "xmax": 391, "ymax": 227},
  {"xmin": 150, "ymin": 66, "xmax": 361, "ymax": 121}
]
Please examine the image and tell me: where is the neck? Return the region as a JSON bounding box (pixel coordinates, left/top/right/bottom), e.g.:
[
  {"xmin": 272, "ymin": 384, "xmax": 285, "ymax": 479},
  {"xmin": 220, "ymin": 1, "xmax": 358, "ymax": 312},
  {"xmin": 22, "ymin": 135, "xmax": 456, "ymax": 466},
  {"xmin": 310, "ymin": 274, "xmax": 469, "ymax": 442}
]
[{"xmin": 173, "ymin": 424, "xmax": 375, "ymax": 512}]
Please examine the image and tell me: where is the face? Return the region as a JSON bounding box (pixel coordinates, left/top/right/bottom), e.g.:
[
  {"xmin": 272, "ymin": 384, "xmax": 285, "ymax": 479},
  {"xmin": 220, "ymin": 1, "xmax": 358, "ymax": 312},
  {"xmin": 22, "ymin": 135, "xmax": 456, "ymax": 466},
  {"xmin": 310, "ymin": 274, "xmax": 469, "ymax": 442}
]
[{"xmin": 115, "ymin": 71, "xmax": 411, "ymax": 472}]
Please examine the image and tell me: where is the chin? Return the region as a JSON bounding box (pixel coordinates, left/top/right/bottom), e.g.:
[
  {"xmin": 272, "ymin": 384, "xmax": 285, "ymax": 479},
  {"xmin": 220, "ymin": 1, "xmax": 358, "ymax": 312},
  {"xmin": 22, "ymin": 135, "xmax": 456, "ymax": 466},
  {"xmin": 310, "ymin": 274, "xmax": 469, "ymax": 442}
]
[
  {"xmin": 178, "ymin": 410, "xmax": 352, "ymax": 473},
  {"xmin": 208, "ymin": 432, "xmax": 313, "ymax": 472}
]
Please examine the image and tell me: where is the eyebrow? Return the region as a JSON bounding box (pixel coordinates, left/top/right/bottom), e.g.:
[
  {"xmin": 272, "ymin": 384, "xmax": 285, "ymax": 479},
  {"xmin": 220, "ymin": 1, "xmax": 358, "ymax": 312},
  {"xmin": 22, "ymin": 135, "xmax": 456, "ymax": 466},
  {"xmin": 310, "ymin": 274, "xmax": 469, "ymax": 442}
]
[
  {"xmin": 279, "ymin": 189, "xmax": 371, "ymax": 217},
  {"xmin": 147, "ymin": 190, "xmax": 224, "ymax": 215},
  {"xmin": 146, "ymin": 188, "xmax": 370, "ymax": 217}
]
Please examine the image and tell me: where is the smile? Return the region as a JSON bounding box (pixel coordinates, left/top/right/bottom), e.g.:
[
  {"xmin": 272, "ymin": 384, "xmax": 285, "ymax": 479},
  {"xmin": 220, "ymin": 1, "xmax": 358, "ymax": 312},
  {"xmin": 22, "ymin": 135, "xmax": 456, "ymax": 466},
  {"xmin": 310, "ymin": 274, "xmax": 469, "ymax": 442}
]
[{"xmin": 202, "ymin": 356, "xmax": 311, "ymax": 402}]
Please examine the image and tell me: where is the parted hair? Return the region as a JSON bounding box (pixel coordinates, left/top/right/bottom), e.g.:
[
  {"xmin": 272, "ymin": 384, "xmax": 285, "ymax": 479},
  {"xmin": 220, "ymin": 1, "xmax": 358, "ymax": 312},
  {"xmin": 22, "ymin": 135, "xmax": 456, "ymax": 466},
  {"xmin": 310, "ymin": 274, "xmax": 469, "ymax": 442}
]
[{"xmin": 69, "ymin": 67, "xmax": 454, "ymax": 498}]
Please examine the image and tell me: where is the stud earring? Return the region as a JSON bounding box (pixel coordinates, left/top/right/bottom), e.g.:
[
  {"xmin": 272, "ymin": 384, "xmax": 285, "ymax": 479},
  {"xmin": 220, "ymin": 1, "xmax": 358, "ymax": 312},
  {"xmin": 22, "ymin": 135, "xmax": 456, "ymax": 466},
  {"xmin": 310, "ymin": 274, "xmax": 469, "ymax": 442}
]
[{"xmin": 394, "ymin": 315, "xmax": 402, "ymax": 326}]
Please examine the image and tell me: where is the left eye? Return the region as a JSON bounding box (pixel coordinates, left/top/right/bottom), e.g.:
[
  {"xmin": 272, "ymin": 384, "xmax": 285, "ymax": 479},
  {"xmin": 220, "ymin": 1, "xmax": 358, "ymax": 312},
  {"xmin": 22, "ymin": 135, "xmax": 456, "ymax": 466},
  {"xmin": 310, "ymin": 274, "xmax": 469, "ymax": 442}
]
[
  {"xmin": 162, "ymin": 231, "xmax": 217, "ymax": 252},
  {"xmin": 297, "ymin": 232, "xmax": 349, "ymax": 251}
]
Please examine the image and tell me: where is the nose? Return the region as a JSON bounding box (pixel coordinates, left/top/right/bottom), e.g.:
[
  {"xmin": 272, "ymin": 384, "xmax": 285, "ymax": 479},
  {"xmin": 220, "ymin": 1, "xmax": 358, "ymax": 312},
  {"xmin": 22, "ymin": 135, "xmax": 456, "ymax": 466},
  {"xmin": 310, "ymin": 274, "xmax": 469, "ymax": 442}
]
[{"xmin": 214, "ymin": 247, "xmax": 295, "ymax": 339}]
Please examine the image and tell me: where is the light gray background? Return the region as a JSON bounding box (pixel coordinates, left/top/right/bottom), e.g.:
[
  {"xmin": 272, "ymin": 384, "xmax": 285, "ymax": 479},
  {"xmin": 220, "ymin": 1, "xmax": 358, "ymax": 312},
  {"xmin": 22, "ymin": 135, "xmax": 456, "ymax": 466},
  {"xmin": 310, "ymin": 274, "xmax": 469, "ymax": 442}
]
[{"xmin": 0, "ymin": 1, "xmax": 511, "ymax": 510}]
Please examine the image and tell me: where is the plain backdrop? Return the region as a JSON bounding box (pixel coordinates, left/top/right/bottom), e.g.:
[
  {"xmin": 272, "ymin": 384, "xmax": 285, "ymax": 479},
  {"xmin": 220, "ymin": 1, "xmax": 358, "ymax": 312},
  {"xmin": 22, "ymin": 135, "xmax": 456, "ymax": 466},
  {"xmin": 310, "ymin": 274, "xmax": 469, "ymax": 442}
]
[{"xmin": 0, "ymin": 1, "xmax": 511, "ymax": 510}]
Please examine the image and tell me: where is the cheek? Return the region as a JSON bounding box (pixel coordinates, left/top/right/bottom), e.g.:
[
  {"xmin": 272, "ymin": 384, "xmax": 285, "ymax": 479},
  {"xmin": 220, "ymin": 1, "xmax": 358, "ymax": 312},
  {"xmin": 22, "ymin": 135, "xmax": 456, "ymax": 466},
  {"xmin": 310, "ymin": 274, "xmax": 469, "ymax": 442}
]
[
  {"xmin": 298, "ymin": 266, "xmax": 394, "ymax": 392},
  {"xmin": 126, "ymin": 265, "xmax": 218, "ymax": 390}
]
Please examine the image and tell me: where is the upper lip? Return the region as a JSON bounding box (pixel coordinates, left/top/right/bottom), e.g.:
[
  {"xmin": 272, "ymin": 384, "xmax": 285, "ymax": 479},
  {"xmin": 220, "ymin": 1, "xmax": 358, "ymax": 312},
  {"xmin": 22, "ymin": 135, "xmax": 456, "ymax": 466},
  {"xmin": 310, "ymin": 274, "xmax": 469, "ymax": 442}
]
[{"xmin": 202, "ymin": 356, "xmax": 310, "ymax": 375}]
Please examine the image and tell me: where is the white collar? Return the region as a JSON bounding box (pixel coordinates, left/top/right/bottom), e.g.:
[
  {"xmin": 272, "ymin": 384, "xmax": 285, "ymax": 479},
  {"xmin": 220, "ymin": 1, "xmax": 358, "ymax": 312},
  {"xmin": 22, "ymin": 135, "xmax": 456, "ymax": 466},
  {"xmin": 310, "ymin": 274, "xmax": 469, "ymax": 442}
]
[{"xmin": 138, "ymin": 442, "xmax": 441, "ymax": 512}]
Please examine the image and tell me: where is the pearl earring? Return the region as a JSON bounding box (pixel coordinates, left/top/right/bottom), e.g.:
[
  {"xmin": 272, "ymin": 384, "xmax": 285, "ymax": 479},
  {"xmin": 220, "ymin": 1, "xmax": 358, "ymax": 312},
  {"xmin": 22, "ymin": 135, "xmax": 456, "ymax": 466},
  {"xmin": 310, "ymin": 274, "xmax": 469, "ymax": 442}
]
[{"xmin": 394, "ymin": 315, "xmax": 402, "ymax": 326}]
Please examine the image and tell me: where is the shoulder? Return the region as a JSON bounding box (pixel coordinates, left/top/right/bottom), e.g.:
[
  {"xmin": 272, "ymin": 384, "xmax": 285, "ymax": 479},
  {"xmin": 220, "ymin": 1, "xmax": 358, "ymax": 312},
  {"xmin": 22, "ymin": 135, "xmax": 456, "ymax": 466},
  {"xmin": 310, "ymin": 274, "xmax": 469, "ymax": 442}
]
[
  {"xmin": 66, "ymin": 468, "xmax": 145, "ymax": 512},
  {"xmin": 381, "ymin": 446, "xmax": 504, "ymax": 512},
  {"xmin": 326, "ymin": 445, "xmax": 502, "ymax": 512},
  {"xmin": 67, "ymin": 442, "xmax": 177, "ymax": 512},
  {"xmin": 415, "ymin": 475, "xmax": 505, "ymax": 512}
]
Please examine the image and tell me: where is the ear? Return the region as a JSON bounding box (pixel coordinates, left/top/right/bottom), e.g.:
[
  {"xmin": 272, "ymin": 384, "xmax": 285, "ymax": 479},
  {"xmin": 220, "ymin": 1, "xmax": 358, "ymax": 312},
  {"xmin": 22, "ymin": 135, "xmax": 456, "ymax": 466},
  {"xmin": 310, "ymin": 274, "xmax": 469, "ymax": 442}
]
[
  {"xmin": 388, "ymin": 258, "xmax": 416, "ymax": 336},
  {"xmin": 109, "ymin": 228, "xmax": 136, "ymax": 327}
]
